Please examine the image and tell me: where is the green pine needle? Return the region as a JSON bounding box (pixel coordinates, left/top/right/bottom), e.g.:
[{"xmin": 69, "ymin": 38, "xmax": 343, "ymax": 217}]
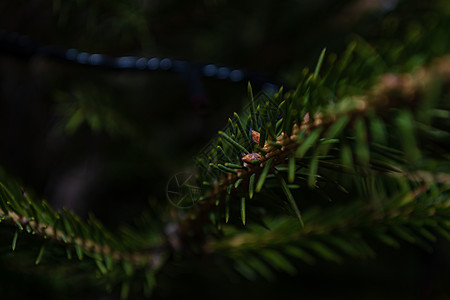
[
  {"xmin": 35, "ymin": 245, "xmax": 46, "ymax": 265},
  {"xmin": 218, "ymin": 131, "xmax": 249, "ymax": 154},
  {"xmin": 308, "ymin": 155, "xmax": 319, "ymax": 187},
  {"xmin": 95, "ymin": 259, "xmax": 108, "ymax": 275},
  {"xmin": 256, "ymin": 158, "xmax": 274, "ymax": 193},
  {"xmin": 11, "ymin": 230, "xmax": 18, "ymax": 251},
  {"xmin": 75, "ymin": 244, "xmax": 83, "ymax": 260},
  {"xmin": 278, "ymin": 174, "xmax": 304, "ymax": 227},
  {"xmin": 241, "ymin": 197, "xmax": 246, "ymax": 225},
  {"xmin": 121, "ymin": 281, "xmax": 130, "ymax": 300},
  {"xmin": 225, "ymin": 194, "xmax": 230, "ymax": 223},
  {"xmin": 249, "ymin": 173, "xmax": 256, "ymax": 199},
  {"xmin": 225, "ymin": 162, "xmax": 245, "ymax": 169},
  {"xmin": 288, "ymin": 155, "xmax": 296, "ymax": 183},
  {"xmin": 66, "ymin": 248, "xmax": 72, "ymax": 260},
  {"xmin": 248, "ymin": 82, "xmax": 258, "ymax": 128},
  {"xmin": 145, "ymin": 270, "xmax": 156, "ymax": 295},
  {"xmin": 218, "ymin": 164, "xmax": 238, "ymax": 174},
  {"xmin": 313, "ymin": 48, "xmax": 326, "ymax": 80},
  {"xmin": 296, "ymin": 128, "xmax": 323, "ymax": 158},
  {"xmin": 235, "ymin": 178, "xmax": 244, "ymax": 188},
  {"xmin": 234, "ymin": 112, "xmax": 250, "ymax": 141}
]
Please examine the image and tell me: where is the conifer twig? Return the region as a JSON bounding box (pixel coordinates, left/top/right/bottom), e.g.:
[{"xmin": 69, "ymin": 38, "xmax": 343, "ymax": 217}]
[
  {"xmin": 0, "ymin": 207, "xmax": 165, "ymax": 268},
  {"xmin": 173, "ymin": 56, "xmax": 450, "ymax": 247},
  {"xmin": 208, "ymin": 55, "xmax": 450, "ymax": 200}
]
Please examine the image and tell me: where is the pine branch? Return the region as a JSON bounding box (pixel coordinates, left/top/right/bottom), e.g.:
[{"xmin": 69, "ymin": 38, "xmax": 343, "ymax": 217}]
[
  {"xmin": 0, "ymin": 171, "xmax": 166, "ymax": 297},
  {"xmin": 186, "ymin": 54, "xmax": 450, "ymax": 232},
  {"xmin": 0, "ymin": 208, "xmax": 158, "ymax": 264},
  {"xmin": 2, "ymin": 0, "xmax": 450, "ymax": 298},
  {"xmin": 2, "ymin": 49, "xmax": 443, "ymax": 297},
  {"xmin": 208, "ymin": 183, "xmax": 450, "ymax": 279}
]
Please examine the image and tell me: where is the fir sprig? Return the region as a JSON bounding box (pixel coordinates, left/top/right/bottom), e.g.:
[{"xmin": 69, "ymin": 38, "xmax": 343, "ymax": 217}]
[
  {"xmin": 210, "ymin": 184, "xmax": 450, "ymax": 280},
  {"xmin": 193, "ymin": 53, "xmax": 450, "ymax": 228},
  {"xmin": 0, "ymin": 170, "xmax": 166, "ymax": 298}
]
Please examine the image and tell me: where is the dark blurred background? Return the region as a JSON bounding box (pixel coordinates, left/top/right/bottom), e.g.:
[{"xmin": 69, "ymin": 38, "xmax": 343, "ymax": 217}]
[
  {"xmin": 0, "ymin": 0, "xmax": 401, "ymax": 224},
  {"xmin": 1, "ymin": 0, "xmax": 450, "ymax": 299}
]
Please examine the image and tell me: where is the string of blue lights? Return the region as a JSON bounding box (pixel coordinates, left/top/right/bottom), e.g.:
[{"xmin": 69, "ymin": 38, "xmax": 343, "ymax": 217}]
[{"xmin": 0, "ymin": 30, "xmax": 281, "ymax": 93}]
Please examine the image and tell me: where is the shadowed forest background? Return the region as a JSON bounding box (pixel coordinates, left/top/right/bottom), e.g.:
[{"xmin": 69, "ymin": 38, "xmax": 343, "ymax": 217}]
[{"xmin": 1, "ymin": 0, "xmax": 450, "ymax": 299}]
